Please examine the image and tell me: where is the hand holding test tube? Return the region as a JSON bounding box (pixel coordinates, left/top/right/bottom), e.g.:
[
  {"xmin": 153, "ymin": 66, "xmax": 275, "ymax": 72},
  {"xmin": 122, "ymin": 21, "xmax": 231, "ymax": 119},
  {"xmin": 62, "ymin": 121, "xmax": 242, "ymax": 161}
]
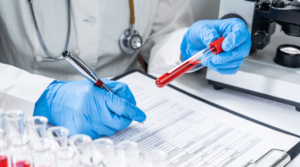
[{"xmin": 156, "ymin": 37, "xmax": 225, "ymax": 88}]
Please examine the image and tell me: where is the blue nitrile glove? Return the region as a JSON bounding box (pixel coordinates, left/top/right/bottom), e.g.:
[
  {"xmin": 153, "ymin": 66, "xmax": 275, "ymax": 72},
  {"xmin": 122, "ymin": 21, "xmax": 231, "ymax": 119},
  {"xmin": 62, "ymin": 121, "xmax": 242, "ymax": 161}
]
[
  {"xmin": 181, "ymin": 18, "xmax": 251, "ymax": 74},
  {"xmin": 34, "ymin": 79, "xmax": 146, "ymax": 139}
]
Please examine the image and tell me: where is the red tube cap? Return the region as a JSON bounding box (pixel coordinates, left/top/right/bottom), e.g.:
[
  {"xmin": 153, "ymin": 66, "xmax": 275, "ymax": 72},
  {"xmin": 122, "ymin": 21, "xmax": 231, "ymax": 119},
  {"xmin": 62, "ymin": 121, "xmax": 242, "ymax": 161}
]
[
  {"xmin": 95, "ymin": 79, "xmax": 104, "ymax": 87},
  {"xmin": 209, "ymin": 37, "xmax": 225, "ymax": 54}
]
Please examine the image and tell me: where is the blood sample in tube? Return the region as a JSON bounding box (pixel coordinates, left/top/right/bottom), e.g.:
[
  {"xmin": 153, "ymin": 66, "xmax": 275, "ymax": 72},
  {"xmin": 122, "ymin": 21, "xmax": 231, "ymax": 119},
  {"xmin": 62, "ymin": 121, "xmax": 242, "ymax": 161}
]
[
  {"xmin": 156, "ymin": 60, "xmax": 201, "ymax": 88},
  {"xmin": 0, "ymin": 155, "xmax": 8, "ymax": 167},
  {"xmin": 15, "ymin": 160, "xmax": 30, "ymax": 167}
]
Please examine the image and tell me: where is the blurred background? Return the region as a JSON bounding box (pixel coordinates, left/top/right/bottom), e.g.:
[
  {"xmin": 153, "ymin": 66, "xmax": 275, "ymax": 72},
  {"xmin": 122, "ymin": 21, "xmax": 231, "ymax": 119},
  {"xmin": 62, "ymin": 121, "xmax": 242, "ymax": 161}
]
[{"xmin": 190, "ymin": 0, "xmax": 220, "ymax": 21}]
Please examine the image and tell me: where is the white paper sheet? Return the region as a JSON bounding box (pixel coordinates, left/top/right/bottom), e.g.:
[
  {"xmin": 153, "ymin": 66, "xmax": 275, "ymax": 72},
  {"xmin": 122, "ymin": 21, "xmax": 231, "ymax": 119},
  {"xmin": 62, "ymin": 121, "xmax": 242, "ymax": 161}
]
[{"xmin": 106, "ymin": 72, "xmax": 300, "ymax": 167}]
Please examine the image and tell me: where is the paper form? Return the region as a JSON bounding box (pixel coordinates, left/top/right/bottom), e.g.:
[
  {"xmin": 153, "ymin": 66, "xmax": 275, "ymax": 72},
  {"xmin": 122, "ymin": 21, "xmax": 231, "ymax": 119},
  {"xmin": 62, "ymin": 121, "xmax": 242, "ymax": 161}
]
[{"xmin": 107, "ymin": 72, "xmax": 300, "ymax": 167}]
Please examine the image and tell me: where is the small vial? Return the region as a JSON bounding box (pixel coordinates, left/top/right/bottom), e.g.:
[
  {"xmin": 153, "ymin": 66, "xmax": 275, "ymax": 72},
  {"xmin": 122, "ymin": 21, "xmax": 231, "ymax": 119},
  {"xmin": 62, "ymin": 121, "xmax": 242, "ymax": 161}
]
[
  {"xmin": 30, "ymin": 138, "xmax": 52, "ymax": 167},
  {"xmin": 9, "ymin": 136, "xmax": 32, "ymax": 167},
  {"xmin": 144, "ymin": 149, "xmax": 168, "ymax": 167},
  {"xmin": 68, "ymin": 134, "xmax": 92, "ymax": 154},
  {"xmin": 116, "ymin": 140, "xmax": 139, "ymax": 167},
  {"xmin": 54, "ymin": 147, "xmax": 78, "ymax": 167},
  {"xmin": 26, "ymin": 116, "xmax": 48, "ymax": 140},
  {"xmin": 47, "ymin": 127, "xmax": 69, "ymax": 147},
  {"xmin": 92, "ymin": 138, "xmax": 115, "ymax": 167},
  {"xmin": 0, "ymin": 108, "xmax": 5, "ymax": 130},
  {"xmin": 0, "ymin": 155, "xmax": 8, "ymax": 167},
  {"xmin": 156, "ymin": 37, "xmax": 225, "ymax": 88},
  {"xmin": 79, "ymin": 143, "xmax": 103, "ymax": 167},
  {"xmin": 0, "ymin": 129, "xmax": 8, "ymax": 167},
  {"xmin": 5, "ymin": 110, "xmax": 26, "ymax": 140}
]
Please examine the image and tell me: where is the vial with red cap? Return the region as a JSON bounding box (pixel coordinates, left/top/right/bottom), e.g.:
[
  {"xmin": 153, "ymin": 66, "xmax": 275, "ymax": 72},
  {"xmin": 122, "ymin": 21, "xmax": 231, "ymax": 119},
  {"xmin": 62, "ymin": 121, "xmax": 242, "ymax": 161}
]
[{"xmin": 156, "ymin": 37, "xmax": 225, "ymax": 88}]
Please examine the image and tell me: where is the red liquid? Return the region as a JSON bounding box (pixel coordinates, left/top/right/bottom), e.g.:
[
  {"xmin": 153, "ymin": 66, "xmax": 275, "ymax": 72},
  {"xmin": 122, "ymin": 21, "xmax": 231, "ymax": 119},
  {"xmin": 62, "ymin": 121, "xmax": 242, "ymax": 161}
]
[
  {"xmin": 156, "ymin": 60, "xmax": 201, "ymax": 88},
  {"xmin": 13, "ymin": 160, "xmax": 30, "ymax": 167},
  {"xmin": 0, "ymin": 155, "xmax": 8, "ymax": 167}
]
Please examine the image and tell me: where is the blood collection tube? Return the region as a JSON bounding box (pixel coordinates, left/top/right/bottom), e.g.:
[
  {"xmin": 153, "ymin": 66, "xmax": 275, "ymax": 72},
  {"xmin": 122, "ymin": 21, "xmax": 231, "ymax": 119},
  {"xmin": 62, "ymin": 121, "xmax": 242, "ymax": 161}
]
[
  {"xmin": 156, "ymin": 37, "xmax": 225, "ymax": 88},
  {"xmin": 5, "ymin": 110, "xmax": 31, "ymax": 167},
  {"xmin": 9, "ymin": 136, "xmax": 32, "ymax": 167},
  {"xmin": 116, "ymin": 140, "xmax": 139, "ymax": 167},
  {"xmin": 0, "ymin": 129, "xmax": 8, "ymax": 167}
]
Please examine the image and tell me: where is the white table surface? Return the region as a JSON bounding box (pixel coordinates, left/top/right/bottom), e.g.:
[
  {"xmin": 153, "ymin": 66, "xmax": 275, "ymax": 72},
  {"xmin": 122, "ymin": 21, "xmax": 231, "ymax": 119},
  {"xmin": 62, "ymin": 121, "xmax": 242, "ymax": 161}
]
[{"xmin": 150, "ymin": 69, "xmax": 300, "ymax": 136}]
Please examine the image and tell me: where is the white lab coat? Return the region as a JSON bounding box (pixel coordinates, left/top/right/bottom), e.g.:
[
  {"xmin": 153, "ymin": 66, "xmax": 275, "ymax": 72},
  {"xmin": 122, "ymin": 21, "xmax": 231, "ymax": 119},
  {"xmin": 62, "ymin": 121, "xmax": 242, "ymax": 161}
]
[{"xmin": 0, "ymin": 0, "xmax": 193, "ymax": 120}]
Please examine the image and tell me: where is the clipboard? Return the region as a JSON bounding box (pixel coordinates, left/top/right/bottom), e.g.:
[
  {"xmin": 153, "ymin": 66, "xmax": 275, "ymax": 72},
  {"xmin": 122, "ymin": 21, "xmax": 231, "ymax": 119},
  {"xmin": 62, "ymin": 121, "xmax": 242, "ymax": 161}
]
[{"xmin": 112, "ymin": 70, "xmax": 300, "ymax": 167}]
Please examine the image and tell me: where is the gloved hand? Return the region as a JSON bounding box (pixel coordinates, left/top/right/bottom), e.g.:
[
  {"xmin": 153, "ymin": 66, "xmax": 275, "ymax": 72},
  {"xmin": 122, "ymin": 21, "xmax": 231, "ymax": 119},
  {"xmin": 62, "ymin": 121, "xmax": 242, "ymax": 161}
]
[
  {"xmin": 34, "ymin": 79, "xmax": 146, "ymax": 139},
  {"xmin": 181, "ymin": 18, "xmax": 251, "ymax": 74}
]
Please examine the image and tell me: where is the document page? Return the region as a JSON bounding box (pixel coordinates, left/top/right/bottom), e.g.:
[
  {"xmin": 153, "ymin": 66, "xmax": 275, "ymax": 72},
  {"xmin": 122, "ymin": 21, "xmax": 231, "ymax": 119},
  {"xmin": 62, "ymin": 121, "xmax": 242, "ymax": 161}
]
[{"xmin": 107, "ymin": 72, "xmax": 300, "ymax": 167}]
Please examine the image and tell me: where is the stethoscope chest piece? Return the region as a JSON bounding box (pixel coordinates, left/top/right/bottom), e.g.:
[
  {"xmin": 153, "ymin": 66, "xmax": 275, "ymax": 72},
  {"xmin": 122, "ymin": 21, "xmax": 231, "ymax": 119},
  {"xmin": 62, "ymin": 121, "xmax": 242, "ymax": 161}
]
[{"xmin": 119, "ymin": 28, "xmax": 143, "ymax": 54}]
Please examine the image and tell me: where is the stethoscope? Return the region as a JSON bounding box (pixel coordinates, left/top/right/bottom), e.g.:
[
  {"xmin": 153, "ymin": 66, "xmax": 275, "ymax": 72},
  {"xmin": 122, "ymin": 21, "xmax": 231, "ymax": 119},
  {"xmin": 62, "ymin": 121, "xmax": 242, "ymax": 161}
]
[{"xmin": 29, "ymin": 0, "xmax": 143, "ymax": 62}]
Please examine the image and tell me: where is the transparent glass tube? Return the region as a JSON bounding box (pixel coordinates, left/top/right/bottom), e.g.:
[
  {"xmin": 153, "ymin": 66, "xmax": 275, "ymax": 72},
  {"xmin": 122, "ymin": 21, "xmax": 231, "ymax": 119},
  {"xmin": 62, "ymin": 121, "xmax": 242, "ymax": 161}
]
[
  {"xmin": 156, "ymin": 47, "xmax": 213, "ymax": 88},
  {"xmin": 26, "ymin": 116, "xmax": 48, "ymax": 140},
  {"xmin": 79, "ymin": 143, "xmax": 103, "ymax": 167},
  {"xmin": 68, "ymin": 134, "xmax": 92, "ymax": 154},
  {"xmin": 5, "ymin": 110, "xmax": 25, "ymax": 140},
  {"xmin": 47, "ymin": 127, "xmax": 69, "ymax": 147},
  {"xmin": 144, "ymin": 149, "xmax": 168, "ymax": 167},
  {"xmin": 30, "ymin": 138, "xmax": 52, "ymax": 167},
  {"xmin": 92, "ymin": 138, "xmax": 115, "ymax": 167},
  {"xmin": 9, "ymin": 136, "xmax": 32, "ymax": 167},
  {"xmin": 54, "ymin": 147, "xmax": 78, "ymax": 167},
  {"xmin": 116, "ymin": 140, "xmax": 139, "ymax": 167},
  {"xmin": 0, "ymin": 108, "xmax": 5, "ymax": 130},
  {"xmin": 156, "ymin": 37, "xmax": 225, "ymax": 88},
  {"xmin": 0, "ymin": 129, "xmax": 8, "ymax": 167}
]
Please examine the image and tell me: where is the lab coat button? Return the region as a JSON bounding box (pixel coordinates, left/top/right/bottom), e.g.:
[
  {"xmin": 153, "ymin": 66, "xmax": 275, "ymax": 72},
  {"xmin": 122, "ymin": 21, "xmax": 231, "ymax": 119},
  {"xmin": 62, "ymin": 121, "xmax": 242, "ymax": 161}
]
[
  {"xmin": 35, "ymin": 54, "xmax": 43, "ymax": 62},
  {"xmin": 84, "ymin": 17, "xmax": 96, "ymax": 26}
]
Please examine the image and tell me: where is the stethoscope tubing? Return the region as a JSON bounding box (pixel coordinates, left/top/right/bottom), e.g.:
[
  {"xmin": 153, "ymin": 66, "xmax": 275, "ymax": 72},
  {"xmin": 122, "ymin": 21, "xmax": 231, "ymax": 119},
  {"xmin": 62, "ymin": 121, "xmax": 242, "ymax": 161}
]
[
  {"xmin": 30, "ymin": 0, "xmax": 140, "ymax": 61},
  {"xmin": 29, "ymin": 0, "xmax": 71, "ymax": 61}
]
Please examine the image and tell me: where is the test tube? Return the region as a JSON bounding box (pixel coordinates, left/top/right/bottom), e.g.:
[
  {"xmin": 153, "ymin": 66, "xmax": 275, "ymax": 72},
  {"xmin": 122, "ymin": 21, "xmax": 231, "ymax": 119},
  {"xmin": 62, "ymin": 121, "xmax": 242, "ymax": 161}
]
[
  {"xmin": 0, "ymin": 108, "xmax": 5, "ymax": 130},
  {"xmin": 47, "ymin": 126, "xmax": 69, "ymax": 147},
  {"xmin": 5, "ymin": 110, "xmax": 25, "ymax": 140},
  {"xmin": 68, "ymin": 134, "xmax": 92, "ymax": 154},
  {"xmin": 156, "ymin": 37, "xmax": 225, "ymax": 88},
  {"xmin": 116, "ymin": 140, "xmax": 140, "ymax": 167},
  {"xmin": 26, "ymin": 116, "xmax": 48, "ymax": 140},
  {"xmin": 9, "ymin": 136, "xmax": 32, "ymax": 167},
  {"xmin": 30, "ymin": 138, "xmax": 52, "ymax": 167},
  {"xmin": 0, "ymin": 129, "xmax": 8, "ymax": 167},
  {"xmin": 54, "ymin": 147, "xmax": 78, "ymax": 167},
  {"xmin": 144, "ymin": 149, "xmax": 168, "ymax": 167},
  {"xmin": 92, "ymin": 138, "xmax": 115, "ymax": 167},
  {"xmin": 79, "ymin": 143, "xmax": 103, "ymax": 167}
]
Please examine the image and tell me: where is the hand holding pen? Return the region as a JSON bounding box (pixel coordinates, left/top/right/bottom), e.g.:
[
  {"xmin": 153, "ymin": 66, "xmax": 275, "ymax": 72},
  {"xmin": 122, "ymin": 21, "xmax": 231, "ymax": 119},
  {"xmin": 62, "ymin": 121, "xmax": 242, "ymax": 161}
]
[{"xmin": 62, "ymin": 51, "xmax": 145, "ymax": 124}]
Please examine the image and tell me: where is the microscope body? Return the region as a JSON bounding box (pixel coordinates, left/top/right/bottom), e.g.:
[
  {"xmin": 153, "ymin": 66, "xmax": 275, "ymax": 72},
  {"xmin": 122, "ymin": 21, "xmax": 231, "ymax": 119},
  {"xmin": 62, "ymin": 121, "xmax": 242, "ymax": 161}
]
[{"xmin": 206, "ymin": 0, "xmax": 300, "ymax": 111}]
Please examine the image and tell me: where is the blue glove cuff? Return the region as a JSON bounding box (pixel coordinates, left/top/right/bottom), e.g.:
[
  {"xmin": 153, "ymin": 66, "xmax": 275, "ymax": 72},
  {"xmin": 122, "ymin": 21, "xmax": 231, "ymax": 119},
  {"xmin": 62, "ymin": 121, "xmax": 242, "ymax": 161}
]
[{"xmin": 34, "ymin": 80, "xmax": 66, "ymax": 120}]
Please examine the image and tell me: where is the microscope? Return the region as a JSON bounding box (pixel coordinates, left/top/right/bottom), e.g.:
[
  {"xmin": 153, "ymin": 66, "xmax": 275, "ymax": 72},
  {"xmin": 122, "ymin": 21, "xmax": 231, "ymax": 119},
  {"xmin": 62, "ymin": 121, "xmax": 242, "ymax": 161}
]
[{"xmin": 206, "ymin": 0, "xmax": 300, "ymax": 111}]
